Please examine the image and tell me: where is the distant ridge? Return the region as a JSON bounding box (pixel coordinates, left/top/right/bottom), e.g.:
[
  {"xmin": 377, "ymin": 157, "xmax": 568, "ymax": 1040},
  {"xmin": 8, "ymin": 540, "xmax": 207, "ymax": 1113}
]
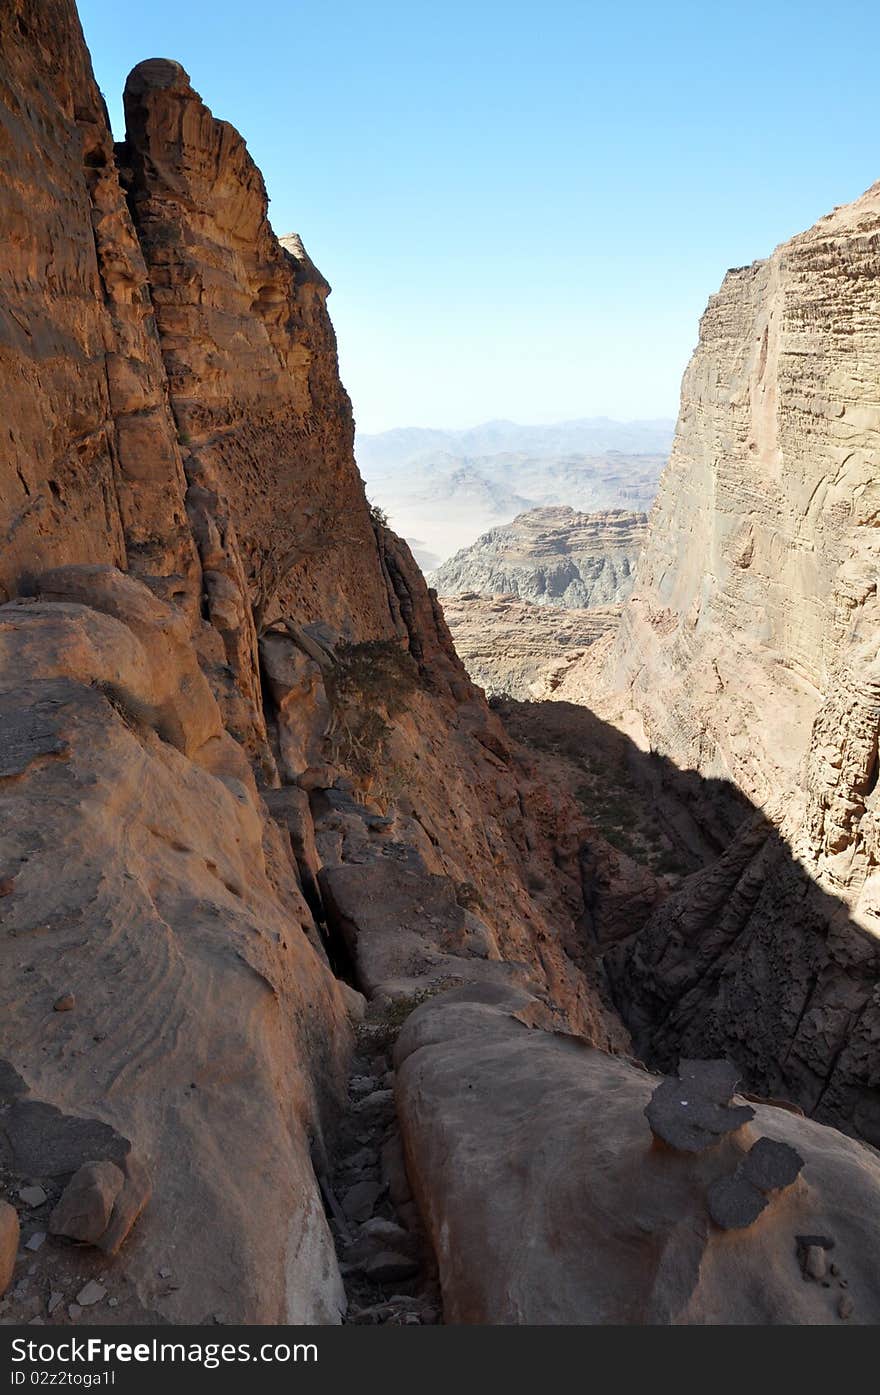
[{"xmin": 357, "ymin": 418, "xmax": 672, "ymax": 566}]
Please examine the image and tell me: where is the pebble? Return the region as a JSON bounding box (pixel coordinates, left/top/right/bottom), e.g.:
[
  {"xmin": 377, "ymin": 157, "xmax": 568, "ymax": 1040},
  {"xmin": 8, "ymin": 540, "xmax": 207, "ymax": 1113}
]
[
  {"xmin": 67, "ymin": 1304, "xmax": 82, "ymax": 1321},
  {"xmin": 158, "ymin": 1266, "xmax": 172, "ymax": 1279},
  {"xmin": 830, "ymin": 1262, "xmax": 840, "ymax": 1276},
  {"xmin": 357, "ymin": 1217, "xmax": 413, "ymax": 1251},
  {"xmin": 107, "ymin": 1297, "xmax": 119, "ymax": 1308},
  {"xmin": 838, "ymin": 1294, "xmax": 854, "ymax": 1321},
  {"xmin": 25, "ymin": 1232, "xmax": 45, "ymax": 1252},
  {"xmin": 804, "ymin": 1245, "xmax": 827, "ymax": 1280},
  {"xmin": 53, "ymin": 993, "xmax": 75, "ymax": 1012},
  {"xmin": 75, "ymin": 1281, "xmax": 106, "ymax": 1307},
  {"xmin": 47, "ymin": 1293, "xmax": 63, "ymax": 1314},
  {"xmin": 19, "ymin": 1186, "xmax": 47, "ymax": 1208}
]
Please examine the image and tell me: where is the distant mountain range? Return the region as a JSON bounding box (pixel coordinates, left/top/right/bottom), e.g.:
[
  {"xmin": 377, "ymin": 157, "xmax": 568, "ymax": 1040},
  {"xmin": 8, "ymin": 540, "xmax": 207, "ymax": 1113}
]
[{"xmin": 356, "ymin": 418, "xmax": 674, "ymax": 567}]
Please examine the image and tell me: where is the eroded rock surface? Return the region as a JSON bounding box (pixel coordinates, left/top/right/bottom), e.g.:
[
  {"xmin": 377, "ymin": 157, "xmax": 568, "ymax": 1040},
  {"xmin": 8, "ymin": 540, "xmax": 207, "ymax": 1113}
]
[
  {"xmin": 0, "ymin": 0, "xmax": 634, "ymax": 1327},
  {"xmin": 577, "ymin": 183, "xmax": 880, "ymax": 1141},
  {"xmin": 0, "ymin": 578, "xmax": 351, "ymax": 1323},
  {"xmin": 429, "ymin": 507, "xmax": 645, "ymax": 608},
  {"xmin": 438, "ymin": 595, "xmax": 621, "ymax": 699},
  {"xmin": 395, "ymin": 984, "xmax": 880, "ymax": 1324}
]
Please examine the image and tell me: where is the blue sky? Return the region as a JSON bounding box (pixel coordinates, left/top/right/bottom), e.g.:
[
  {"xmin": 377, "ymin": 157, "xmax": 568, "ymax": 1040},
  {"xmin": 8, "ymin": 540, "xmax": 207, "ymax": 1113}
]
[{"xmin": 79, "ymin": 0, "xmax": 880, "ymax": 433}]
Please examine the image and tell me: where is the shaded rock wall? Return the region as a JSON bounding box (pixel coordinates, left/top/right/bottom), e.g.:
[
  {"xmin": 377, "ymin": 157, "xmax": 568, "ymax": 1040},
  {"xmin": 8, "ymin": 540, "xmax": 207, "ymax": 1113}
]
[{"xmin": 594, "ymin": 184, "xmax": 880, "ymax": 1140}]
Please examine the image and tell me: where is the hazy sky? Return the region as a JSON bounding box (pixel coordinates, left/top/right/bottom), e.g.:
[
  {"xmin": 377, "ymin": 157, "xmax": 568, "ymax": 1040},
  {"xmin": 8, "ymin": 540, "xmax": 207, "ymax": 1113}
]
[{"xmin": 79, "ymin": 0, "xmax": 880, "ymax": 434}]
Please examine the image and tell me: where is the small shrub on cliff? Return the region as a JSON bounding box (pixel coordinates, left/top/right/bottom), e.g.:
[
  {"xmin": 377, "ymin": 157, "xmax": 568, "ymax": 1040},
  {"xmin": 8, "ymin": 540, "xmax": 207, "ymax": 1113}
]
[
  {"xmin": 324, "ymin": 639, "xmax": 419, "ymax": 802},
  {"xmin": 326, "ymin": 639, "xmax": 418, "ymax": 719}
]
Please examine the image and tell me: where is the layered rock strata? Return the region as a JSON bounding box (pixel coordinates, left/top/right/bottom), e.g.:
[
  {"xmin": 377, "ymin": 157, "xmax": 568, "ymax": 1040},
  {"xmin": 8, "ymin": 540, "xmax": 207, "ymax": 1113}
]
[
  {"xmin": 438, "ymin": 595, "xmax": 621, "ymax": 698},
  {"xmin": 429, "ymin": 506, "xmax": 646, "ymax": 608},
  {"xmin": 588, "ymin": 184, "xmax": 880, "ymax": 1141}
]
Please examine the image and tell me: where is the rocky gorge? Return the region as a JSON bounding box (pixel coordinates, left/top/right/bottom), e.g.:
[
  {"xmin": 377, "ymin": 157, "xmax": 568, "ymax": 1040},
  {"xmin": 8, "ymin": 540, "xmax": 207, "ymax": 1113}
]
[{"xmin": 0, "ymin": 0, "xmax": 879, "ymax": 1331}]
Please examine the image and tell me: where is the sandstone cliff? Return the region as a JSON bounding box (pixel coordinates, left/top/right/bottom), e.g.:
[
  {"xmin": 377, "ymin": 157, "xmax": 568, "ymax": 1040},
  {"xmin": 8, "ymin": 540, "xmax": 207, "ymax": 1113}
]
[
  {"xmin": 0, "ymin": 0, "xmax": 625, "ymax": 1325},
  {"xmin": 585, "ymin": 184, "xmax": 880, "ymax": 1144},
  {"xmin": 3, "ymin": 0, "xmax": 879, "ymax": 1329}
]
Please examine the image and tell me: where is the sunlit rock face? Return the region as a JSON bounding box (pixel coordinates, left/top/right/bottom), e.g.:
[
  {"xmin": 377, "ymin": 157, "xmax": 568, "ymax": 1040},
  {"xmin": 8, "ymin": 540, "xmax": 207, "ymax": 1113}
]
[
  {"xmin": 593, "ymin": 184, "xmax": 880, "ymax": 1142},
  {"xmin": 0, "ymin": 0, "xmax": 633, "ymax": 1323}
]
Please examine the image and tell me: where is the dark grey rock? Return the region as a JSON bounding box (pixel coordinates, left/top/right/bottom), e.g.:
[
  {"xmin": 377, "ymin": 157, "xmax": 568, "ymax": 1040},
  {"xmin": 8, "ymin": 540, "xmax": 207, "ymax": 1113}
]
[
  {"xmin": 362, "ymin": 1250, "xmax": 420, "ymax": 1284},
  {"xmin": 1, "ymin": 1100, "xmax": 130, "ymax": 1178},
  {"xmin": 645, "ymin": 1060, "xmax": 755, "ymax": 1153},
  {"xmin": 741, "ymin": 1136, "xmax": 804, "ymax": 1193},
  {"xmin": 706, "ymin": 1173, "xmax": 767, "ymax": 1230},
  {"xmin": 341, "ymin": 1178, "xmax": 381, "ymax": 1222}
]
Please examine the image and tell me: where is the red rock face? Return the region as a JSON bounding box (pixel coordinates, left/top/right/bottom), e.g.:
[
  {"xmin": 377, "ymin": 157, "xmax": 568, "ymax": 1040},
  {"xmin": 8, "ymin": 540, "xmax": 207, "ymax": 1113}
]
[
  {"xmin": 0, "ymin": 6, "xmax": 635, "ymax": 1326},
  {"xmin": 118, "ymin": 59, "xmax": 393, "ymax": 647},
  {"xmin": 0, "ymin": 1, "xmax": 200, "ymax": 610}
]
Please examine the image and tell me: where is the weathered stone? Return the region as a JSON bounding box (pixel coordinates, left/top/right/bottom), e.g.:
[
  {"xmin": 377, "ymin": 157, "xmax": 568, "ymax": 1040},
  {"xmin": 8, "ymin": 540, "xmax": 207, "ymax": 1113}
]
[
  {"xmin": 341, "ymin": 1179, "xmax": 382, "ymax": 1223},
  {"xmin": 741, "ymin": 1137, "xmax": 803, "ymax": 1193},
  {"xmin": 75, "ymin": 1280, "xmax": 106, "ymax": 1307},
  {"xmin": 95, "ymin": 1157, "xmax": 152, "ymax": 1257},
  {"xmin": 18, "ymin": 1187, "xmax": 47, "ymax": 1208},
  {"xmin": 49, "ymin": 1161, "xmax": 125, "ymax": 1244},
  {"xmin": 706, "ymin": 1174, "xmax": 767, "ymax": 1231},
  {"xmin": 357, "ymin": 1217, "xmax": 413, "ymax": 1248},
  {"xmin": 0, "ymin": 1097, "xmax": 130, "ymax": 1180},
  {"xmin": 645, "ymin": 1060, "xmax": 754, "ymax": 1153},
  {"xmin": 351, "ymin": 1090, "xmax": 396, "ymax": 1129},
  {"xmin": 395, "ymin": 984, "xmax": 880, "ymax": 1324},
  {"xmin": 338, "ymin": 982, "xmax": 368, "ymax": 1023},
  {"xmin": 52, "ymin": 993, "xmax": 75, "ymax": 1013},
  {"xmin": 804, "ymin": 1246, "xmax": 827, "ymax": 1281}
]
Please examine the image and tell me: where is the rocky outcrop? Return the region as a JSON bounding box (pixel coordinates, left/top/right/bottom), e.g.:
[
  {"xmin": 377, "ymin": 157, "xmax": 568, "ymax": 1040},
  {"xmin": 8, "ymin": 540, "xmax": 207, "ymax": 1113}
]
[
  {"xmin": 0, "ymin": 0, "xmax": 637, "ymax": 1325},
  {"xmin": 0, "ymin": 1, "xmax": 200, "ymax": 612},
  {"xmin": 587, "ymin": 183, "xmax": 880, "ymax": 1143},
  {"xmin": 429, "ymin": 507, "xmax": 646, "ymax": 608},
  {"xmin": 113, "ymin": 58, "xmax": 397, "ymax": 759},
  {"xmin": 5, "ymin": 0, "xmax": 879, "ymax": 1331},
  {"xmin": 0, "ymin": 573, "xmax": 355, "ymax": 1323},
  {"xmin": 395, "ymin": 983, "xmax": 880, "ymax": 1324},
  {"xmin": 438, "ymin": 595, "xmax": 621, "ymax": 698}
]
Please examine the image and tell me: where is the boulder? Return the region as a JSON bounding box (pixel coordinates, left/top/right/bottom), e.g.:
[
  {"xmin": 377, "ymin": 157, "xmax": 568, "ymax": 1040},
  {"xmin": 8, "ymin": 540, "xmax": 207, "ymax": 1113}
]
[
  {"xmin": 50, "ymin": 1160, "xmax": 125, "ymax": 1243},
  {"xmin": 395, "ymin": 984, "xmax": 880, "ymax": 1324}
]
